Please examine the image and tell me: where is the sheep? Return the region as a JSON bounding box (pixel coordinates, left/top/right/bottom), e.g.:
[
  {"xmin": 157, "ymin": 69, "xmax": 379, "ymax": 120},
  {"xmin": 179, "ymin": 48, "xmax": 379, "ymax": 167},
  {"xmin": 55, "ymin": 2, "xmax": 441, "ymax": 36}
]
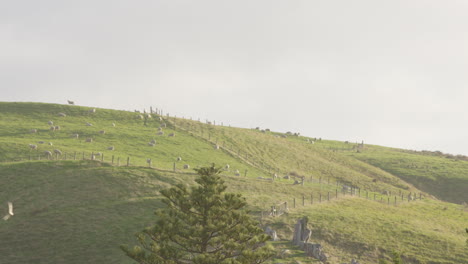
[
  {"xmin": 38, "ymin": 141, "xmax": 45, "ymax": 144},
  {"xmin": 161, "ymin": 123, "xmax": 167, "ymax": 128},
  {"xmin": 273, "ymin": 173, "xmax": 278, "ymax": 179},
  {"xmin": 54, "ymin": 125, "xmax": 60, "ymax": 130},
  {"xmin": 146, "ymin": 114, "xmax": 152, "ymax": 118},
  {"xmin": 225, "ymin": 164, "xmax": 230, "ymax": 170},
  {"xmin": 50, "ymin": 126, "xmax": 56, "ymax": 131},
  {"xmin": 158, "ymin": 127, "xmax": 163, "ymax": 131},
  {"xmin": 2, "ymin": 202, "xmax": 14, "ymax": 221},
  {"xmin": 281, "ymin": 135, "xmax": 287, "ymax": 138},
  {"xmin": 136, "ymin": 115, "xmax": 144, "ymax": 119},
  {"xmin": 44, "ymin": 150, "xmax": 52, "ymax": 156},
  {"xmin": 71, "ymin": 133, "xmax": 79, "ymax": 139},
  {"xmin": 85, "ymin": 122, "xmax": 93, "ymax": 126},
  {"xmin": 29, "ymin": 144, "xmax": 37, "ymax": 150},
  {"xmin": 94, "ymin": 152, "xmax": 101, "ymax": 156},
  {"xmin": 48, "ymin": 142, "xmax": 53, "ymax": 146},
  {"xmin": 54, "ymin": 149, "xmax": 62, "ymax": 155},
  {"xmin": 148, "ymin": 142, "xmax": 155, "ymax": 147},
  {"xmin": 214, "ymin": 145, "xmax": 220, "ymax": 150},
  {"xmin": 30, "ymin": 129, "xmax": 37, "ymax": 133},
  {"xmin": 58, "ymin": 113, "xmax": 66, "ymax": 117},
  {"xmin": 157, "ymin": 131, "xmax": 164, "ymax": 136},
  {"xmin": 146, "ymin": 158, "xmax": 151, "ymax": 164},
  {"xmin": 48, "ymin": 121, "xmax": 54, "ymax": 125},
  {"xmin": 67, "ymin": 100, "xmax": 74, "ymax": 105},
  {"xmin": 235, "ymin": 171, "xmax": 241, "ymax": 176},
  {"xmin": 158, "ymin": 116, "xmax": 163, "ymax": 121},
  {"xmin": 107, "ymin": 146, "xmax": 114, "ymax": 151},
  {"xmin": 176, "ymin": 157, "xmax": 182, "ymax": 161},
  {"xmin": 89, "ymin": 108, "xmax": 96, "ymax": 113},
  {"xmin": 99, "ymin": 130, "xmax": 106, "ymax": 134},
  {"xmin": 168, "ymin": 133, "xmax": 175, "ymax": 137},
  {"xmin": 183, "ymin": 164, "xmax": 190, "ymax": 169},
  {"xmin": 283, "ymin": 175, "xmax": 290, "ymax": 180},
  {"xmin": 150, "ymin": 139, "xmax": 156, "ymax": 144},
  {"xmin": 85, "ymin": 138, "xmax": 93, "ymax": 143},
  {"xmin": 112, "ymin": 123, "xmax": 116, "ymax": 127}
]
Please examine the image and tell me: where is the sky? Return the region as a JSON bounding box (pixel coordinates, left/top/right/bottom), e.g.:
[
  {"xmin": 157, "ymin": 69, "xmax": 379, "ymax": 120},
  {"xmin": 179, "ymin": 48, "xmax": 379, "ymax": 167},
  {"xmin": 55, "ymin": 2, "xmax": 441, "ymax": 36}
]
[{"xmin": 1, "ymin": 0, "xmax": 468, "ymax": 155}]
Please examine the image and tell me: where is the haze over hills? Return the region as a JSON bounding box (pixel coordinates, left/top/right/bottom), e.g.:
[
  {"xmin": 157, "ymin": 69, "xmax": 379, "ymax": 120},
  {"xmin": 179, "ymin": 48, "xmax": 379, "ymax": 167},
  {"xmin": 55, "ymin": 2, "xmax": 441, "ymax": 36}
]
[{"xmin": 0, "ymin": 102, "xmax": 467, "ymax": 264}]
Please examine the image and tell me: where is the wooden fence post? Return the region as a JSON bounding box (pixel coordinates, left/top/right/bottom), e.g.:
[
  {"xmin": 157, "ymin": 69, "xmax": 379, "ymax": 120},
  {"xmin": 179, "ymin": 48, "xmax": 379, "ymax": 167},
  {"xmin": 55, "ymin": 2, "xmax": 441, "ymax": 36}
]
[
  {"xmin": 311, "ymin": 194, "xmax": 313, "ymax": 204},
  {"xmin": 244, "ymin": 170, "xmax": 248, "ymax": 177},
  {"xmin": 394, "ymin": 196, "xmax": 397, "ymax": 205},
  {"xmin": 127, "ymin": 157, "xmax": 130, "ymax": 166},
  {"xmin": 293, "ymin": 198, "xmax": 296, "ymax": 208},
  {"xmin": 173, "ymin": 162, "xmax": 176, "ymax": 172},
  {"xmin": 112, "ymin": 155, "xmax": 114, "ymax": 164},
  {"xmin": 302, "ymin": 195, "xmax": 305, "ymax": 206}
]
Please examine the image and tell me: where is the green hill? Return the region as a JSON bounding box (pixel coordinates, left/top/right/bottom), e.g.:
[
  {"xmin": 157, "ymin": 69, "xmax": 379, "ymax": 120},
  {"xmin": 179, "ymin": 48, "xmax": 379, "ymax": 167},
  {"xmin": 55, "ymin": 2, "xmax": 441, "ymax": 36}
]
[{"xmin": 1, "ymin": 102, "xmax": 467, "ymax": 264}]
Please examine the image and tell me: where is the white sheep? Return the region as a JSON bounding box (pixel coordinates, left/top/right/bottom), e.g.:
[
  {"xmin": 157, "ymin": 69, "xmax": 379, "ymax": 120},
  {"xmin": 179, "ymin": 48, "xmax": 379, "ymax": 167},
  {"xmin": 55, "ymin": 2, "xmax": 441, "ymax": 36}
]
[
  {"xmin": 89, "ymin": 108, "xmax": 96, "ymax": 113},
  {"xmin": 146, "ymin": 114, "xmax": 152, "ymax": 118},
  {"xmin": 112, "ymin": 123, "xmax": 116, "ymax": 127},
  {"xmin": 107, "ymin": 146, "xmax": 114, "ymax": 151},
  {"xmin": 86, "ymin": 122, "xmax": 93, "ymax": 126},
  {"xmin": 38, "ymin": 141, "xmax": 45, "ymax": 144},
  {"xmin": 85, "ymin": 138, "xmax": 93, "ymax": 143},
  {"xmin": 50, "ymin": 126, "xmax": 56, "ymax": 131},
  {"xmin": 44, "ymin": 150, "xmax": 52, "ymax": 156},
  {"xmin": 183, "ymin": 164, "xmax": 190, "ymax": 169},
  {"xmin": 158, "ymin": 117, "xmax": 163, "ymax": 121},
  {"xmin": 161, "ymin": 123, "xmax": 167, "ymax": 128},
  {"xmin": 136, "ymin": 115, "xmax": 144, "ymax": 119},
  {"xmin": 177, "ymin": 157, "xmax": 182, "ymax": 161},
  {"xmin": 225, "ymin": 164, "xmax": 230, "ymax": 170},
  {"xmin": 158, "ymin": 127, "xmax": 163, "ymax": 131},
  {"xmin": 157, "ymin": 131, "xmax": 164, "ymax": 136},
  {"xmin": 48, "ymin": 121, "xmax": 54, "ymax": 125},
  {"xmin": 54, "ymin": 149, "xmax": 62, "ymax": 155},
  {"xmin": 48, "ymin": 142, "xmax": 53, "ymax": 146},
  {"xmin": 94, "ymin": 152, "xmax": 101, "ymax": 156},
  {"xmin": 214, "ymin": 145, "xmax": 220, "ymax": 150},
  {"xmin": 67, "ymin": 100, "xmax": 74, "ymax": 105},
  {"xmin": 99, "ymin": 130, "xmax": 106, "ymax": 134},
  {"xmin": 72, "ymin": 133, "xmax": 79, "ymax": 139},
  {"xmin": 150, "ymin": 139, "xmax": 156, "ymax": 144},
  {"xmin": 54, "ymin": 125, "xmax": 60, "ymax": 130},
  {"xmin": 29, "ymin": 144, "xmax": 37, "ymax": 150},
  {"xmin": 58, "ymin": 113, "xmax": 66, "ymax": 117},
  {"xmin": 148, "ymin": 142, "xmax": 155, "ymax": 147},
  {"xmin": 168, "ymin": 133, "xmax": 175, "ymax": 137},
  {"xmin": 30, "ymin": 129, "xmax": 37, "ymax": 133}
]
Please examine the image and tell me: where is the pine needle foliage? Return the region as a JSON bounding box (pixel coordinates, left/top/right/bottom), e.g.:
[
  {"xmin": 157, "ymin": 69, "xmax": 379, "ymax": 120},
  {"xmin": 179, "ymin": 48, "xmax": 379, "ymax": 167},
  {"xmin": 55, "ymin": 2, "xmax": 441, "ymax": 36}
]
[{"xmin": 121, "ymin": 164, "xmax": 275, "ymax": 264}]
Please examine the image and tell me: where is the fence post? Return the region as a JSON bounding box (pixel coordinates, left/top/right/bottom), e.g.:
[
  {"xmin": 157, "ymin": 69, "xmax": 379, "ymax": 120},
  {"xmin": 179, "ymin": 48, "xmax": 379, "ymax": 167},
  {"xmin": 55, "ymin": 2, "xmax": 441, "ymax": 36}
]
[
  {"xmin": 285, "ymin": 201, "xmax": 288, "ymax": 211},
  {"xmin": 101, "ymin": 154, "xmax": 104, "ymax": 162},
  {"xmin": 302, "ymin": 195, "xmax": 305, "ymax": 206},
  {"xmin": 319, "ymin": 193, "xmax": 322, "ymax": 203},
  {"xmin": 117, "ymin": 157, "xmax": 120, "ymax": 166},
  {"xmin": 244, "ymin": 170, "xmax": 248, "ymax": 177},
  {"xmin": 293, "ymin": 198, "xmax": 296, "ymax": 208},
  {"xmin": 127, "ymin": 157, "xmax": 130, "ymax": 166},
  {"xmin": 311, "ymin": 193, "xmax": 313, "ymax": 204},
  {"xmin": 366, "ymin": 191, "xmax": 368, "ymax": 199},
  {"xmin": 112, "ymin": 155, "xmax": 114, "ymax": 164},
  {"xmin": 388, "ymin": 197, "xmax": 390, "ymax": 205},
  {"xmin": 394, "ymin": 196, "xmax": 397, "ymax": 205},
  {"xmin": 173, "ymin": 162, "xmax": 176, "ymax": 172},
  {"xmin": 328, "ymin": 192, "xmax": 330, "ymax": 201},
  {"xmin": 336, "ymin": 189, "xmax": 338, "ymax": 198}
]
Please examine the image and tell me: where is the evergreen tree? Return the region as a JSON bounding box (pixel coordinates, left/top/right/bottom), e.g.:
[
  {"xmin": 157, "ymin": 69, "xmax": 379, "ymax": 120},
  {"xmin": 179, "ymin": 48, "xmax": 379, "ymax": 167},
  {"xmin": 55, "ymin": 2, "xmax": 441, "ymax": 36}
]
[{"xmin": 121, "ymin": 164, "xmax": 275, "ymax": 264}]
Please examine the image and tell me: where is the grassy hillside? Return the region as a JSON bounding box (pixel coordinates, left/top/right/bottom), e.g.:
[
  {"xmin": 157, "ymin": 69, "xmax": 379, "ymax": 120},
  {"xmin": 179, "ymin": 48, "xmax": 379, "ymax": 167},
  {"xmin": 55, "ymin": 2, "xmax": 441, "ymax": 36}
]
[
  {"xmin": 1, "ymin": 161, "xmax": 466, "ymax": 264},
  {"xmin": 344, "ymin": 145, "xmax": 468, "ymax": 204},
  {"xmin": 1, "ymin": 102, "xmax": 467, "ymax": 264}
]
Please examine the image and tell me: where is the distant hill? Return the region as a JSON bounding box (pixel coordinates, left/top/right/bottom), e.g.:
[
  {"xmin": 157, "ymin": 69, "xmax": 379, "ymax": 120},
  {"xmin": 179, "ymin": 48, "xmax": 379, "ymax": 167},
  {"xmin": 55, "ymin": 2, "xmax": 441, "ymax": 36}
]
[{"xmin": 0, "ymin": 102, "xmax": 467, "ymax": 264}]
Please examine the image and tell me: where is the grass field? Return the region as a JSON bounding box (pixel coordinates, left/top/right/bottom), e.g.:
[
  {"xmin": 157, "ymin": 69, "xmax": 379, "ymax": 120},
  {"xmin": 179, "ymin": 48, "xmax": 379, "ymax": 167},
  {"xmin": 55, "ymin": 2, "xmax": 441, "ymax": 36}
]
[{"xmin": 1, "ymin": 102, "xmax": 467, "ymax": 264}]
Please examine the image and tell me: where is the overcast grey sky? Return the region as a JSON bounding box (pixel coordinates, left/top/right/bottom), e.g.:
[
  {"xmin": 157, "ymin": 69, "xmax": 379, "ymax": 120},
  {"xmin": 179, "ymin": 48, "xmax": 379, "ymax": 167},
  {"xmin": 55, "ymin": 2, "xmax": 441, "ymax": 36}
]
[{"xmin": 2, "ymin": 0, "xmax": 468, "ymax": 155}]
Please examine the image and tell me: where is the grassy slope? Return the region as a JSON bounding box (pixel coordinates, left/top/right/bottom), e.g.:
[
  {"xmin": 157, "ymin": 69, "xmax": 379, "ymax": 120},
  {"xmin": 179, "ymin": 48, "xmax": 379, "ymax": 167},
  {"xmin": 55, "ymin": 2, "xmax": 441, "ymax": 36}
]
[
  {"xmin": 1, "ymin": 161, "xmax": 466, "ymax": 264},
  {"xmin": 1, "ymin": 102, "xmax": 467, "ymax": 263},
  {"xmin": 344, "ymin": 145, "xmax": 468, "ymax": 204}
]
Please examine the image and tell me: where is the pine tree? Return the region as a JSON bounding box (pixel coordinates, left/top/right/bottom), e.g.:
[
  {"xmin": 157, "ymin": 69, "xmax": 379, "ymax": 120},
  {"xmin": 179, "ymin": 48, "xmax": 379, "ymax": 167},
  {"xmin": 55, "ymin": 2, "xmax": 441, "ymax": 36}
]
[{"xmin": 121, "ymin": 164, "xmax": 275, "ymax": 264}]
